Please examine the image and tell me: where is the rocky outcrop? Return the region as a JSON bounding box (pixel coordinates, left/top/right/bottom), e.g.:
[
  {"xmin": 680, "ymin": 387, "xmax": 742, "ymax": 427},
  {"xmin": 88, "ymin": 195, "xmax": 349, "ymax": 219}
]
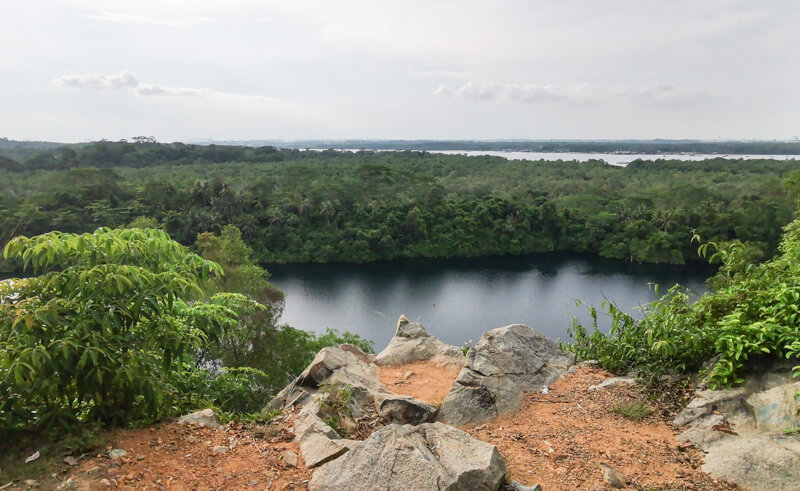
[
  {"xmin": 177, "ymin": 408, "xmax": 220, "ymax": 428},
  {"xmin": 437, "ymin": 324, "xmax": 574, "ymax": 426},
  {"xmin": 379, "ymin": 395, "xmax": 436, "ymax": 425},
  {"xmin": 264, "ymin": 343, "xmax": 393, "ymax": 472},
  {"xmin": 375, "ymin": 315, "xmax": 465, "ymax": 368},
  {"xmin": 294, "ymin": 411, "xmax": 353, "ymax": 468},
  {"xmin": 265, "ymin": 343, "xmax": 387, "ymax": 413},
  {"xmin": 674, "ymin": 359, "xmax": 800, "ymax": 490},
  {"xmin": 309, "ymin": 422, "xmax": 506, "ymax": 491}
]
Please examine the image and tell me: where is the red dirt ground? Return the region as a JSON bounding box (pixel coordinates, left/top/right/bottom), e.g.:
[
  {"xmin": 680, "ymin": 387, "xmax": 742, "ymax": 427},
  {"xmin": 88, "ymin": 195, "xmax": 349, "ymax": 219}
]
[
  {"xmin": 379, "ymin": 360, "xmax": 461, "ymax": 405},
  {"xmin": 59, "ymin": 416, "xmax": 309, "ymax": 490},
  {"xmin": 42, "ymin": 365, "xmax": 736, "ymax": 490},
  {"xmin": 463, "ymin": 365, "xmax": 737, "ymax": 490}
]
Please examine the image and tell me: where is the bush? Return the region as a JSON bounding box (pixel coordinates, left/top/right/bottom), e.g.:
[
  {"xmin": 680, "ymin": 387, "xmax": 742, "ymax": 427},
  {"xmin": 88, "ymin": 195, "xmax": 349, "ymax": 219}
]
[
  {"xmin": 0, "ymin": 228, "xmax": 250, "ymax": 431},
  {"xmin": 568, "ymin": 219, "xmax": 800, "ymax": 388}
]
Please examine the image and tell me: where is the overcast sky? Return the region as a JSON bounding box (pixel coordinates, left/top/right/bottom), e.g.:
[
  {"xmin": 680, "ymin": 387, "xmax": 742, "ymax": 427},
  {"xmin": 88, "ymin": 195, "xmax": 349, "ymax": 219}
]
[{"xmin": 2, "ymin": 0, "xmax": 799, "ymax": 142}]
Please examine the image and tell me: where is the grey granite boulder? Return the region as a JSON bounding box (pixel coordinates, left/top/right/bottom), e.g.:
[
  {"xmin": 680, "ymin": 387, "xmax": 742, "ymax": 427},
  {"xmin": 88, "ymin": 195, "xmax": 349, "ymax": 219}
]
[
  {"xmin": 379, "ymin": 395, "xmax": 437, "ymax": 425},
  {"xmin": 437, "ymin": 324, "xmax": 573, "ymax": 426},
  {"xmin": 177, "ymin": 408, "xmax": 219, "ymax": 428},
  {"xmin": 675, "ymin": 359, "xmax": 800, "ymax": 490},
  {"xmin": 294, "ymin": 411, "xmax": 352, "ymax": 468},
  {"xmin": 309, "ymin": 422, "xmax": 506, "ymax": 490},
  {"xmin": 265, "ymin": 343, "xmax": 388, "ymax": 413},
  {"xmin": 375, "ymin": 315, "xmax": 465, "ymax": 368}
]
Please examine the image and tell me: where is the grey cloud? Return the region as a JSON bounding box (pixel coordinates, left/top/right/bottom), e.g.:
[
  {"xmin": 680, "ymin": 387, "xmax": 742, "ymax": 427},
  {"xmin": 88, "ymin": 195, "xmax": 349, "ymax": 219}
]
[
  {"xmin": 54, "ymin": 71, "xmax": 139, "ymax": 90},
  {"xmin": 436, "ymin": 81, "xmax": 600, "ymax": 105},
  {"xmin": 436, "ymin": 81, "xmax": 710, "ymax": 106},
  {"xmin": 616, "ymin": 83, "xmax": 712, "ymax": 106},
  {"xmin": 135, "ymin": 84, "xmax": 206, "ymax": 97},
  {"xmin": 84, "ymin": 12, "xmax": 213, "ymax": 29}
]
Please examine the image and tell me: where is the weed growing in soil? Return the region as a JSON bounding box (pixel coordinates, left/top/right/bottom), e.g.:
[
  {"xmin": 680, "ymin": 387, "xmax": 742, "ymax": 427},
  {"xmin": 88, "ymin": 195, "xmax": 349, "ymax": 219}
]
[{"xmin": 612, "ymin": 401, "xmax": 654, "ymax": 421}]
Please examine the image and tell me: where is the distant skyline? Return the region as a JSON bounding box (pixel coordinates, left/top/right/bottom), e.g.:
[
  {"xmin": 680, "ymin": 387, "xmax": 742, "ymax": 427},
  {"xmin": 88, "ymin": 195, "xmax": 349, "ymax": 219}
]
[{"xmin": 1, "ymin": 1, "xmax": 799, "ymax": 142}]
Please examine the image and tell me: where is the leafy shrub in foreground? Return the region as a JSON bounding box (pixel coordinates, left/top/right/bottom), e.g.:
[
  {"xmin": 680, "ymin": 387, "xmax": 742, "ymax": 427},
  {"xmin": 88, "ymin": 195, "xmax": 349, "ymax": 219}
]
[
  {"xmin": 569, "ymin": 220, "xmax": 800, "ymax": 388},
  {"xmin": 0, "ymin": 228, "xmax": 249, "ymax": 431}
]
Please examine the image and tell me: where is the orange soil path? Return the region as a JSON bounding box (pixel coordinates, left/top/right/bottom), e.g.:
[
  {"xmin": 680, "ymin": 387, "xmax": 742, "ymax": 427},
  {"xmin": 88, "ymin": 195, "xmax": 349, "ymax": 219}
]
[
  {"xmin": 463, "ymin": 366, "xmax": 734, "ymax": 490},
  {"xmin": 62, "ymin": 418, "xmax": 309, "ymax": 490},
  {"xmin": 379, "ymin": 360, "xmax": 461, "ymax": 405}
]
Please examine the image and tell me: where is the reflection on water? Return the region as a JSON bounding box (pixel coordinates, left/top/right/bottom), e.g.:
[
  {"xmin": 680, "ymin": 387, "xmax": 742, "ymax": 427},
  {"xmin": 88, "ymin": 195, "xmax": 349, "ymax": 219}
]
[{"xmin": 267, "ymin": 253, "xmax": 714, "ymax": 349}]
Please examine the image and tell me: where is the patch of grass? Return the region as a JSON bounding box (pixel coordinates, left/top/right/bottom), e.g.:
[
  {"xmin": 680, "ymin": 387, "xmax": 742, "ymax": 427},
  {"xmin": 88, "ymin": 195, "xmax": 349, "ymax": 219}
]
[
  {"xmin": 612, "ymin": 401, "xmax": 654, "ymax": 421},
  {"xmin": 218, "ymin": 409, "xmax": 283, "ymax": 425},
  {"xmin": 783, "ymin": 427, "xmax": 800, "ymax": 435},
  {"xmin": 0, "ymin": 425, "xmax": 106, "ymax": 488},
  {"xmin": 316, "ymin": 383, "xmax": 354, "ymax": 438}
]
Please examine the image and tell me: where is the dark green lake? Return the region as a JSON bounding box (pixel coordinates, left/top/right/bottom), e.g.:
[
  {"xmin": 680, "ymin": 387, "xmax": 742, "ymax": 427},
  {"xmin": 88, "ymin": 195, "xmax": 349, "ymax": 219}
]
[{"xmin": 267, "ymin": 253, "xmax": 714, "ymax": 349}]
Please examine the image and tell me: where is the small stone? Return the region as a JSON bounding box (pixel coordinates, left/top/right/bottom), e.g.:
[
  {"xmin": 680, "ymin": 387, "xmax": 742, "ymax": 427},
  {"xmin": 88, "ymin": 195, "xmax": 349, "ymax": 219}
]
[
  {"xmin": 25, "ymin": 451, "xmax": 41, "ymax": 463},
  {"xmin": 24, "ymin": 479, "xmax": 40, "ymax": 487},
  {"xmin": 63, "ymin": 456, "xmax": 78, "ymax": 466},
  {"xmin": 177, "ymin": 408, "xmax": 220, "ymax": 428},
  {"xmin": 282, "ymin": 450, "xmax": 299, "ymax": 468},
  {"xmin": 212, "ymin": 446, "xmax": 229, "ymax": 455},
  {"xmin": 509, "ymin": 482, "xmax": 542, "ymax": 491},
  {"xmin": 108, "ymin": 449, "xmax": 128, "ymax": 461},
  {"xmin": 136, "ymin": 455, "xmax": 145, "ymax": 461},
  {"xmin": 186, "ymin": 436, "xmax": 197, "ymax": 444},
  {"xmin": 403, "ymin": 371, "xmax": 415, "ymax": 380},
  {"xmin": 601, "ymin": 462, "xmax": 626, "ymax": 488},
  {"xmin": 99, "ymin": 479, "xmax": 111, "ymax": 487}
]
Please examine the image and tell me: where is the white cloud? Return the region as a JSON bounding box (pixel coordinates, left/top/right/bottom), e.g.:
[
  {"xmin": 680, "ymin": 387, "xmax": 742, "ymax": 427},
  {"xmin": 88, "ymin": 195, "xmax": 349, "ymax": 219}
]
[
  {"xmin": 616, "ymin": 83, "xmax": 711, "ymax": 106},
  {"xmin": 135, "ymin": 84, "xmax": 204, "ymax": 97},
  {"xmin": 84, "ymin": 11, "xmax": 213, "ymax": 29},
  {"xmin": 436, "ymin": 81, "xmax": 601, "ymax": 105},
  {"xmin": 56, "ymin": 71, "xmax": 298, "ymax": 108},
  {"xmin": 436, "ymin": 81, "xmax": 712, "ymax": 107},
  {"xmin": 54, "ymin": 71, "xmax": 139, "ymax": 90}
]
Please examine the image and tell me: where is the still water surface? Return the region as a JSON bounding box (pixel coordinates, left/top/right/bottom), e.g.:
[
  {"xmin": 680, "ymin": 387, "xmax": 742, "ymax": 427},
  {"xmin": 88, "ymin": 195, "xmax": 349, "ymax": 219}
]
[
  {"xmin": 429, "ymin": 150, "xmax": 800, "ymax": 166},
  {"xmin": 268, "ymin": 254, "xmax": 714, "ymax": 350}
]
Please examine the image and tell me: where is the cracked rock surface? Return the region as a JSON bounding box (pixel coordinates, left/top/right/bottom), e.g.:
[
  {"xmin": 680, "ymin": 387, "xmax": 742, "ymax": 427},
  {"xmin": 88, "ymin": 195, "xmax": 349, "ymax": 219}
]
[
  {"xmin": 437, "ymin": 324, "xmax": 574, "ymax": 426},
  {"xmin": 675, "ymin": 359, "xmax": 800, "ymax": 490},
  {"xmin": 309, "ymin": 422, "xmax": 506, "ymax": 491}
]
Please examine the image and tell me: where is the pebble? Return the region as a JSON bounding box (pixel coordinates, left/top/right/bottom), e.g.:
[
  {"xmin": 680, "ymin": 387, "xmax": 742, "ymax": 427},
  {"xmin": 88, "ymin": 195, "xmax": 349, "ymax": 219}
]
[
  {"xmin": 212, "ymin": 446, "xmax": 229, "ymax": 455},
  {"xmin": 108, "ymin": 449, "xmax": 128, "ymax": 461},
  {"xmin": 282, "ymin": 450, "xmax": 299, "ymax": 468}
]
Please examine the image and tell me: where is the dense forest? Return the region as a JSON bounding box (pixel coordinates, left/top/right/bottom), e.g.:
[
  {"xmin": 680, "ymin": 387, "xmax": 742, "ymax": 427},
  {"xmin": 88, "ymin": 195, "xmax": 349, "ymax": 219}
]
[{"xmin": 2, "ymin": 140, "xmax": 799, "ymax": 270}]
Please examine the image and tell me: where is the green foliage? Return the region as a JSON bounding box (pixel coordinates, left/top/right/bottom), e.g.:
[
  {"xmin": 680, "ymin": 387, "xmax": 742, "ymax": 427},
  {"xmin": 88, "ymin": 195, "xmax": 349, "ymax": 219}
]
[
  {"xmin": 612, "ymin": 401, "xmax": 654, "ymax": 420},
  {"xmin": 126, "ymin": 216, "xmax": 161, "ymax": 229},
  {"xmin": 317, "ymin": 383, "xmax": 354, "ymax": 438},
  {"xmin": 192, "ymin": 226, "xmax": 373, "ymax": 404},
  {"xmin": 308, "ymin": 328, "xmax": 375, "ymax": 355},
  {"xmin": 461, "ymin": 338, "xmax": 474, "ymax": 356},
  {"xmin": 0, "ymin": 228, "xmax": 249, "ymax": 431},
  {"xmin": 2, "ymin": 147, "xmax": 797, "ymax": 268},
  {"xmin": 569, "ymin": 217, "xmax": 800, "ymax": 388}
]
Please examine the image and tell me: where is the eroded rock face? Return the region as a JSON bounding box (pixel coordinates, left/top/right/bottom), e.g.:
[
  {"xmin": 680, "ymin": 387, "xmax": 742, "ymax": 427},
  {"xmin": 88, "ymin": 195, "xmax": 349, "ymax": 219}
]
[
  {"xmin": 375, "ymin": 315, "xmax": 465, "ymax": 368},
  {"xmin": 265, "ymin": 344, "xmax": 386, "ymax": 413},
  {"xmin": 309, "ymin": 422, "xmax": 506, "ymax": 491},
  {"xmin": 675, "ymin": 359, "xmax": 800, "ymax": 490},
  {"xmin": 437, "ymin": 324, "xmax": 574, "ymax": 426},
  {"xmin": 379, "ymin": 395, "xmax": 436, "ymax": 425}
]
